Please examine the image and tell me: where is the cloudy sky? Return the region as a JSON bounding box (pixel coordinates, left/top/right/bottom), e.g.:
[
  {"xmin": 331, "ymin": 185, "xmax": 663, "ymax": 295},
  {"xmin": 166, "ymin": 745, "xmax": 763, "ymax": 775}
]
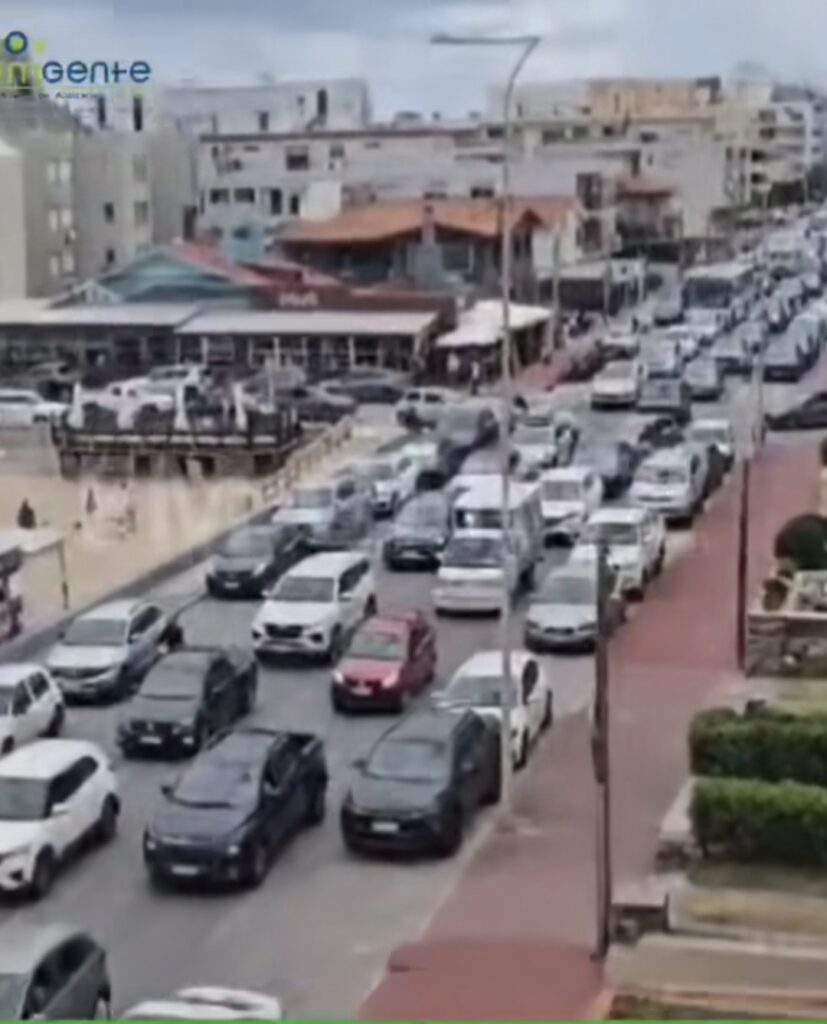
[{"xmin": 1, "ymin": 0, "xmax": 824, "ymax": 115}]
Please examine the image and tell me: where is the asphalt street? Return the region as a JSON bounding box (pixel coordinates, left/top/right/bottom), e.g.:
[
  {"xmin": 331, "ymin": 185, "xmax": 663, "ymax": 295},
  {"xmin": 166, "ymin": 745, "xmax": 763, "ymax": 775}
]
[{"xmin": 0, "ymin": 356, "xmax": 815, "ymax": 1018}]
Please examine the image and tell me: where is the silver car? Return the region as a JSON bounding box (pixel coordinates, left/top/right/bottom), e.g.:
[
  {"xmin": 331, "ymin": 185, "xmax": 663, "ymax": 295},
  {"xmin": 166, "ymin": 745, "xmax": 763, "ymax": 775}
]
[
  {"xmin": 47, "ymin": 599, "xmax": 168, "ymax": 702},
  {"xmin": 524, "ymin": 564, "xmax": 625, "ymax": 652}
]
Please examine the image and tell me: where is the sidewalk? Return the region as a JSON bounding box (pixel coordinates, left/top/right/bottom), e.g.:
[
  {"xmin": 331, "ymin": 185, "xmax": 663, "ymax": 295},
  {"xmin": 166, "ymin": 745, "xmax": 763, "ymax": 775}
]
[{"xmin": 359, "ymin": 437, "xmax": 819, "ymax": 1021}]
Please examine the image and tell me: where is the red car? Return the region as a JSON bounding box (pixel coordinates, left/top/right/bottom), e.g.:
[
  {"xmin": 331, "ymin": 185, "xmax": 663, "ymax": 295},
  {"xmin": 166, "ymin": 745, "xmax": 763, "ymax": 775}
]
[{"xmin": 331, "ymin": 612, "xmax": 437, "ymax": 713}]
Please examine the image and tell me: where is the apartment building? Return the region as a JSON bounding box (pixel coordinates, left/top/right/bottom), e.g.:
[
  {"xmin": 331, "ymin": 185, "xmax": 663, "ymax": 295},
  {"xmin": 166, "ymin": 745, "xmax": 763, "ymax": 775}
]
[{"xmin": 0, "ymin": 138, "xmax": 26, "ymax": 298}]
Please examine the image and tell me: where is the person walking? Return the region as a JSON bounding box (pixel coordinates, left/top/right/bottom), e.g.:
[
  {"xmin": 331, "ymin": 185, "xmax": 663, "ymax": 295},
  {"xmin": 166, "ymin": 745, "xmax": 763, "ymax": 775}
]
[
  {"xmin": 16, "ymin": 499, "xmax": 36, "ymax": 530},
  {"xmin": 470, "ymin": 357, "xmax": 481, "ymax": 396},
  {"xmin": 447, "ymin": 350, "xmax": 460, "ymax": 387}
]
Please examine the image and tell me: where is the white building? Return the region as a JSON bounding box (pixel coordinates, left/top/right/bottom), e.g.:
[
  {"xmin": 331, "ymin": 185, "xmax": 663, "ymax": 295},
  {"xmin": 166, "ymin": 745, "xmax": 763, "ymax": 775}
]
[{"xmin": 0, "ymin": 138, "xmax": 26, "ymax": 298}]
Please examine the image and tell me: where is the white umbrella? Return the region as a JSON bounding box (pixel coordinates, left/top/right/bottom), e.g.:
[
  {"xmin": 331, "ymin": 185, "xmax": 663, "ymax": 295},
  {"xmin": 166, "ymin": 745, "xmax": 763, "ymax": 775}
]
[
  {"xmin": 233, "ymin": 383, "xmax": 248, "ymax": 433},
  {"xmin": 173, "ymin": 384, "xmax": 189, "ymax": 432},
  {"xmin": 67, "ymin": 381, "xmax": 84, "ymax": 429}
]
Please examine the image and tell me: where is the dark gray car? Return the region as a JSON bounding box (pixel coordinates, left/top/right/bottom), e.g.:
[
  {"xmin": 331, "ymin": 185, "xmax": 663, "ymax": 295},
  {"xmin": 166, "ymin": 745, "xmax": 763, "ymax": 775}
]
[{"xmin": 0, "ymin": 923, "xmax": 111, "ymax": 1019}]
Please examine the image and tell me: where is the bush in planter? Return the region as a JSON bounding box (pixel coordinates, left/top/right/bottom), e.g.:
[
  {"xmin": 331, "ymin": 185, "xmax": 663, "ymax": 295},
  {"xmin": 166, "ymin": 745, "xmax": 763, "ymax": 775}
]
[
  {"xmin": 691, "ymin": 777, "xmax": 827, "ymax": 866},
  {"xmin": 773, "ymin": 514, "xmax": 827, "ymax": 571},
  {"xmin": 689, "ymin": 708, "xmax": 827, "ymax": 786}
]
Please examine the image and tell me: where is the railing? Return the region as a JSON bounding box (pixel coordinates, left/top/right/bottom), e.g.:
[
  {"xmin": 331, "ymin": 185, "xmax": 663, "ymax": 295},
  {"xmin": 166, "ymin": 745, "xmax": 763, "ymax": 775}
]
[{"xmin": 260, "ymin": 416, "xmax": 355, "ymax": 507}]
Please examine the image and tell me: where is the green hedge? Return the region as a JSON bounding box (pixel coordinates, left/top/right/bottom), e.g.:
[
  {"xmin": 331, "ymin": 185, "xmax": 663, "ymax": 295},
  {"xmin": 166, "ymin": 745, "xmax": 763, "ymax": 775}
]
[
  {"xmin": 689, "ymin": 707, "xmax": 827, "ymax": 787},
  {"xmin": 691, "ymin": 777, "xmax": 827, "ymax": 866},
  {"xmin": 773, "ymin": 514, "xmax": 827, "ymax": 570}
]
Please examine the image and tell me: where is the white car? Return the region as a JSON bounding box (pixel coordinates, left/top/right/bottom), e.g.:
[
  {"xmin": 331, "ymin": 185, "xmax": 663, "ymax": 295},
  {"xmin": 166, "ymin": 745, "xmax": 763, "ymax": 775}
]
[
  {"xmin": 89, "ymin": 379, "xmax": 176, "ymax": 428},
  {"xmin": 659, "ymin": 326, "xmax": 700, "ymax": 362},
  {"xmin": 0, "ymin": 665, "xmax": 65, "ymax": 755},
  {"xmin": 0, "ymin": 738, "xmax": 118, "ymax": 899},
  {"xmin": 590, "ymin": 361, "xmax": 643, "ymax": 409},
  {"xmin": 252, "ymin": 551, "xmax": 376, "ymax": 662},
  {"xmin": 396, "ymin": 386, "xmax": 458, "ymax": 429},
  {"xmin": 689, "ymin": 418, "xmax": 736, "ymax": 469},
  {"xmin": 539, "ymin": 466, "xmax": 603, "ymax": 545},
  {"xmin": 598, "ymin": 326, "xmax": 640, "ymax": 359},
  {"xmin": 122, "ymin": 987, "xmax": 283, "ymax": 1021},
  {"xmin": 435, "ymin": 650, "xmax": 553, "ymax": 769},
  {"xmin": 359, "ymin": 452, "xmax": 418, "ymax": 516},
  {"xmin": 0, "ymin": 388, "xmax": 66, "ymax": 428},
  {"xmin": 571, "ymin": 506, "xmax": 666, "ymax": 600},
  {"xmin": 630, "ymin": 446, "xmax": 708, "ymax": 526}
]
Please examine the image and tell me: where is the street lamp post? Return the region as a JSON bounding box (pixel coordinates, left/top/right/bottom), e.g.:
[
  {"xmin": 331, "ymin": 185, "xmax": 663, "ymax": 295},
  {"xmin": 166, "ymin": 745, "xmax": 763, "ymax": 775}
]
[{"xmin": 432, "ymin": 31, "xmax": 541, "ymax": 823}]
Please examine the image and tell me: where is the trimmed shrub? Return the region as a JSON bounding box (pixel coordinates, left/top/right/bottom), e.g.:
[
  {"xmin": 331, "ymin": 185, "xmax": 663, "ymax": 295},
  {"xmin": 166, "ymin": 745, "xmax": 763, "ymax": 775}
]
[
  {"xmin": 691, "ymin": 777, "xmax": 827, "ymax": 866},
  {"xmin": 820, "ymin": 435, "xmax": 827, "ymax": 467},
  {"xmin": 689, "ymin": 706, "xmax": 827, "ymax": 787},
  {"xmin": 773, "ymin": 514, "xmax": 827, "ymax": 571}
]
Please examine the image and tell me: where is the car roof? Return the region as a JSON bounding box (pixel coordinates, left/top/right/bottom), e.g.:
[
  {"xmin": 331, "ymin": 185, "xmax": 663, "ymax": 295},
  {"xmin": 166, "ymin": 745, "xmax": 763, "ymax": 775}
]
[
  {"xmin": 641, "ymin": 445, "xmax": 693, "ymax": 466},
  {"xmin": 287, "ymin": 551, "xmax": 366, "ymax": 576},
  {"xmin": 541, "ymin": 562, "xmax": 597, "ymax": 583},
  {"xmin": 0, "ymin": 739, "xmax": 105, "ymax": 779},
  {"xmin": 590, "ymin": 506, "xmax": 647, "ymax": 524},
  {"xmin": 453, "ymin": 650, "xmax": 536, "ymax": 677},
  {"xmin": 691, "ymin": 418, "xmax": 731, "ymax": 431},
  {"xmin": 0, "ymin": 923, "xmax": 87, "ymax": 972},
  {"xmin": 357, "ymin": 612, "xmax": 421, "ymax": 637},
  {"xmin": 81, "ymin": 598, "xmax": 148, "ymax": 621},
  {"xmin": 540, "ymin": 466, "xmax": 592, "ymax": 483},
  {"xmin": 0, "ymin": 663, "xmax": 46, "ymax": 686},
  {"xmin": 383, "ymin": 708, "xmax": 470, "ymax": 744},
  {"xmin": 203, "ymin": 727, "xmax": 285, "ymax": 767}
]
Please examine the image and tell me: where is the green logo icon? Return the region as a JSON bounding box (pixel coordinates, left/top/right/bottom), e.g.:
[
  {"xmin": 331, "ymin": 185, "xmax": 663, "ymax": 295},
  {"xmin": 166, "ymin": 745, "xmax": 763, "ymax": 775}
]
[{"xmin": 4, "ymin": 30, "xmax": 28, "ymax": 56}]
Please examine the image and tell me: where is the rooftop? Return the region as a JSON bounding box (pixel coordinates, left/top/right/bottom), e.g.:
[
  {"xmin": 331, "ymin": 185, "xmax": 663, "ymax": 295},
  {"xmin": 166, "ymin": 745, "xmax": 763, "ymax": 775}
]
[
  {"xmin": 436, "ymin": 300, "xmax": 550, "ymax": 350},
  {"xmin": 175, "ymin": 309, "xmax": 438, "ymax": 337}
]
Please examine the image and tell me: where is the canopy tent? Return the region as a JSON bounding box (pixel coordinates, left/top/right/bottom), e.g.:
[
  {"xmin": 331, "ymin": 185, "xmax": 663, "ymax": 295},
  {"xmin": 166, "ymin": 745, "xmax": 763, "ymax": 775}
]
[{"xmin": 435, "ymin": 300, "xmax": 550, "ymax": 350}]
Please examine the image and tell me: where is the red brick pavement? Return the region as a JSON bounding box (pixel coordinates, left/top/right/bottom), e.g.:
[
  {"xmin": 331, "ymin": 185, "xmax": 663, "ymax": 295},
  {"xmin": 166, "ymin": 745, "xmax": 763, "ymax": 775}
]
[{"xmin": 359, "ymin": 439, "xmax": 819, "ymax": 1022}]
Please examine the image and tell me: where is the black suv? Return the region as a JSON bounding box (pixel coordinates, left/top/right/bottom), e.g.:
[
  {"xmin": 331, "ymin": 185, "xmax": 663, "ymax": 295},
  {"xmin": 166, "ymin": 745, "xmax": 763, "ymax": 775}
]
[
  {"xmin": 143, "ymin": 727, "xmax": 327, "ymax": 888},
  {"xmin": 117, "ymin": 647, "xmax": 257, "ymax": 757},
  {"xmin": 341, "ymin": 708, "xmax": 500, "ymax": 857},
  {"xmin": 206, "ymin": 524, "xmax": 305, "ymax": 598}
]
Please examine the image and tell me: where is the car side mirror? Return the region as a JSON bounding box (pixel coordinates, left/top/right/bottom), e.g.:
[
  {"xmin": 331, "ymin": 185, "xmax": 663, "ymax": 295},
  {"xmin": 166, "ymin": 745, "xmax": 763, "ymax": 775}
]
[
  {"xmin": 51, "ymin": 802, "xmax": 69, "ymax": 818},
  {"xmin": 160, "ymin": 783, "xmax": 173, "ymax": 798},
  {"xmin": 351, "ymin": 757, "xmax": 367, "ymax": 771}
]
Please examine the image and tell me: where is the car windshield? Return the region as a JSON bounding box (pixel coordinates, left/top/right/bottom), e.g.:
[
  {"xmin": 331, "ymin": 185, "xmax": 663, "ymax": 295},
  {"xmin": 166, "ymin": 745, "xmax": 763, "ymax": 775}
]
[
  {"xmin": 542, "ymin": 479, "xmax": 582, "ymax": 501},
  {"xmin": 445, "ymin": 674, "xmax": 504, "ymax": 707},
  {"xmin": 442, "ymin": 536, "xmax": 502, "ymax": 567},
  {"xmin": 0, "ymin": 975, "xmax": 26, "ymax": 1018},
  {"xmin": 366, "ymin": 739, "xmax": 448, "ymax": 782},
  {"xmin": 453, "ymin": 506, "xmax": 503, "ymax": 530},
  {"xmin": 398, "ymin": 500, "xmax": 446, "ymax": 529},
  {"xmin": 290, "ymin": 487, "xmax": 332, "ymax": 509},
  {"xmin": 171, "ymin": 764, "xmax": 254, "ymax": 810},
  {"xmin": 688, "ymin": 361, "xmax": 715, "ymax": 378},
  {"xmin": 363, "ymin": 462, "xmax": 394, "ymax": 482},
  {"xmin": 538, "ymin": 575, "xmax": 596, "ymax": 605},
  {"xmin": 642, "ymin": 382, "xmax": 678, "ymax": 400},
  {"xmin": 348, "ymin": 630, "xmax": 406, "ymax": 661},
  {"xmin": 218, "ymin": 530, "xmax": 272, "ymax": 557},
  {"xmin": 140, "ymin": 664, "xmax": 202, "ymax": 701},
  {"xmin": 691, "ymin": 426, "xmax": 729, "ymax": 446},
  {"xmin": 0, "ymin": 687, "xmax": 14, "ymax": 715},
  {"xmin": 273, "ymin": 576, "xmax": 335, "ymax": 602},
  {"xmin": 601, "ymin": 363, "xmax": 634, "ymax": 380},
  {"xmin": 514, "ymin": 427, "xmax": 551, "ymax": 445},
  {"xmin": 638, "ymin": 464, "xmax": 687, "ymax": 485},
  {"xmin": 582, "ymin": 521, "xmax": 640, "ymax": 546},
  {"xmin": 0, "ymin": 778, "xmax": 48, "ymax": 821},
  {"xmin": 62, "ymin": 617, "xmax": 126, "ymax": 647}
]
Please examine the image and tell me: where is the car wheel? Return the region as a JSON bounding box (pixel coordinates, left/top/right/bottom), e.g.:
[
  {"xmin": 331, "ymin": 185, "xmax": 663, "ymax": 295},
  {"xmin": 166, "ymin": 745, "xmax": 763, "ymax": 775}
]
[
  {"xmin": 29, "ymin": 848, "xmax": 55, "ymax": 900},
  {"xmin": 365, "ymin": 594, "xmax": 378, "ymax": 618},
  {"xmin": 245, "ymin": 842, "xmax": 269, "ymax": 888},
  {"xmin": 1, "ymin": 737, "xmax": 14, "ymax": 756},
  {"xmin": 46, "ymin": 703, "xmax": 65, "ymax": 737},
  {"xmin": 437, "ymin": 805, "xmax": 463, "ymax": 857},
  {"xmin": 92, "ymin": 992, "xmax": 111, "ymax": 1019},
  {"xmin": 654, "ymin": 548, "xmax": 666, "ymax": 575},
  {"xmin": 514, "ymin": 731, "xmax": 530, "ymax": 770},
  {"xmin": 306, "ymin": 784, "xmax": 326, "ymax": 825},
  {"xmin": 96, "ymin": 796, "xmax": 118, "ymax": 844},
  {"xmin": 193, "ymin": 720, "xmax": 208, "ymax": 751},
  {"xmin": 541, "ymin": 693, "xmax": 554, "ymax": 731}
]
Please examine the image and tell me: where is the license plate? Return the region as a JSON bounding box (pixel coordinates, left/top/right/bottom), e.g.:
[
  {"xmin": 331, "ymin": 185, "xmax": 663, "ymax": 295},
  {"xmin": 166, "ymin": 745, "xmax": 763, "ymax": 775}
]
[
  {"xmin": 140, "ymin": 735, "xmax": 162, "ymax": 745},
  {"xmin": 371, "ymin": 821, "xmax": 399, "ymax": 834},
  {"xmin": 351, "ymin": 683, "xmax": 370, "ymax": 695},
  {"xmin": 170, "ymin": 864, "xmax": 199, "ymax": 877},
  {"xmin": 223, "ymin": 580, "xmax": 240, "ymax": 589}
]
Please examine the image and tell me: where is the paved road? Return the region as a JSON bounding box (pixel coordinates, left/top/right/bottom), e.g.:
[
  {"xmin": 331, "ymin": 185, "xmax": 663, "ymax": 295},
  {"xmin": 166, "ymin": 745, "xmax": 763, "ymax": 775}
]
[{"xmin": 0, "ymin": 354, "xmax": 814, "ymax": 1018}]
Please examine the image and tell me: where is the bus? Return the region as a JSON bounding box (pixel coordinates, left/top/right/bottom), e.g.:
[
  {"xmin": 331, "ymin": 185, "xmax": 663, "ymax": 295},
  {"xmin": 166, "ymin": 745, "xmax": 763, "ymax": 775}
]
[{"xmin": 682, "ymin": 261, "xmax": 756, "ymax": 326}]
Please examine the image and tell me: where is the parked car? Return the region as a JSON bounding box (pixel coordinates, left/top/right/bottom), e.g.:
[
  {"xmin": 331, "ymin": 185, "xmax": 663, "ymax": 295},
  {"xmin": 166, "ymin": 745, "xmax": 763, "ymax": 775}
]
[
  {"xmin": 122, "ymin": 988, "xmax": 283, "ymax": 1021},
  {"xmin": 640, "ymin": 340, "xmax": 681, "ymax": 379},
  {"xmin": 252, "ymin": 551, "xmax": 377, "ymax": 663},
  {"xmin": 573, "ymin": 439, "xmax": 639, "ymax": 499},
  {"xmin": 763, "ymin": 338, "xmax": 805, "ymax": 382},
  {"xmin": 117, "ymin": 646, "xmax": 257, "ymax": 757},
  {"xmin": 524, "ymin": 563, "xmax": 626, "ymax": 653},
  {"xmin": 47, "ymin": 599, "xmax": 169, "ymax": 703},
  {"xmin": 629, "ymin": 445, "xmax": 709, "ymax": 526},
  {"xmin": 435, "ymin": 651, "xmax": 553, "ymax": 768},
  {"xmin": 570, "ymin": 507, "xmax": 666, "ymax": 600},
  {"xmin": 766, "ymin": 391, "xmax": 827, "ymax": 431},
  {"xmin": 433, "ymin": 533, "xmax": 517, "ymax": 615},
  {"xmin": 598, "ymin": 326, "xmax": 640, "ymax": 359},
  {"xmin": 404, "ymin": 437, "xmax": 463, "ymax": 490},
  {"xmin": 358, "ymin": 451, "xmax": 420, "ymax": 517},
  {"xmin": 0, "ymin": 664, "xmax": 65, "ymax": 755},
  {"xmin": 637, "ymin": 378, "xmax": 692, "ymax": 423},
  {"xmin": 0, "ymin": 924, "xmax": 111, "ymax": 1019},
  {"xmin": 659, "ymin": 326, "xmax": 700, "ymax": 362},
  {"xmin": 688, "ymin": 418, "xmax": 736, "ymax": 471},
  {"xmin": 272, "ymin": 474, "xmax": 372, "ymax": 551},
  {"xmin": 206, "ymin": 524, "xmax": 305, "ymax": 598},
  {"xmin": 0, "ymin": 388, "xmax": 66, "ymax": 428},
  {"xmin": 340, "ymin": 708, "xmax": 500, "ymax": 857},
  {"xmin": 436, "ymin": 399, "xmax": 499, "ymax": 455},
  {"xmin": 539, "ymin": 466, "xmax": 603, "ymax": 545},
  {"xmin": 590, "ymin": 360, "xmax": 643, "ymax": 409},
  {"xmin": 395, "ymin": 387, "xmax": 457, "ymax": 429},
  {"xmin": 711, "ymin": 335, "xmax": 753, "ymax": 376},
  {"xmin": 736, "ymin": 319, "xmax": 769, "ymax": 356},
  {"xmin": 383, "ymin": 492, "xmax": 453, "ymax": 570},
  {"xmin": 323, "ymin": 367, "xmax": 408, "ymax": 404},
  {"xmin": 279, "ymin": 383, "xmax": 355, "ymax": 423},
  {"xmin": 564, "ymin": 343, "xmax": 604, "ymax": 382},
  {"xmin": 331, "ymin": 611, "xmax": 437, "ymax": 713},
  {"xmin": 637, "ymin": 414, "xmax": 686, "ymax": 454},
  {"xmin": 143, "ymin": 726, "xmax": 327, "ymax": 889},
  {"xmin": 652, "ymin": 289, "xmax": 684, "ymax": 326},
  {"xmin": 511, "ymin": 419, "xmax": 577, "ymax": 472},
  {"xmin": 685, "ymin": 357, "xmax": 724, "ymax": 401},
  {"xmin": 0, "ymin": 739, "xmax": 119, "ymax": 899}
]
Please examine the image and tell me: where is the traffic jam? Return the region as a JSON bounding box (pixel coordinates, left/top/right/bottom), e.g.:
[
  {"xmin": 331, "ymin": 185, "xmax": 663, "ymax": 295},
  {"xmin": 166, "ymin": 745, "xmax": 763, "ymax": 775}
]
[{"xmin": 0, "ymin": 213, "xmax": 826, "ymax": 1018}]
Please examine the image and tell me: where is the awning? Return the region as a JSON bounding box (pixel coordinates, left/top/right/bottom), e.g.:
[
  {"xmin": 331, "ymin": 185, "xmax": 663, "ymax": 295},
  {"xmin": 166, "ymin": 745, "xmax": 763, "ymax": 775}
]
[{"xmin": 435, "ymin": 300, "xmax": 550, "ymax": 350}]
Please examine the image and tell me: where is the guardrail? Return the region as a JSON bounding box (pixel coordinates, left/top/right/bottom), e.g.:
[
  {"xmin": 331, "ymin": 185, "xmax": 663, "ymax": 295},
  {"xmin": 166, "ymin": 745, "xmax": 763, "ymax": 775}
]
[{"xmin": 260, "ymin": 415, "xmax": 354, "ymax": 507}]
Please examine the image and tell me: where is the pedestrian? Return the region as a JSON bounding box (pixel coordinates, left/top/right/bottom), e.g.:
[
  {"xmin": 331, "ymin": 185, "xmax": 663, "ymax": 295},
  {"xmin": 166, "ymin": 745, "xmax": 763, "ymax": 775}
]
[
  {"xmin": 470, "ymin": 358, "xmax": 481, "ymax": 396},
  {"xmin": 161, "ymin": 618, "xmax": 185, "ymax": 652},
  {"xmin": 16, "ymin": 499, "xmax": 36, "ymax": 530},
  {"xmin": 447, "ymin": 350, "xmax": 460, "ymax": 387}
]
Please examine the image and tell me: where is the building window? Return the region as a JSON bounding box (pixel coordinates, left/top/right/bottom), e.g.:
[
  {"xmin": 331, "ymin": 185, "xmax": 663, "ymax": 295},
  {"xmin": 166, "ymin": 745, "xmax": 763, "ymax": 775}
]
[
  {"xmin": 209, "ymin": 189, "xmax": 230, "ymax": 205},
  {"xmin": 289, "ymin": 193, "xmax": 301, "ymax": 216},
  {"xmin": 61, "ymin": 251, "xmax": 75, "ymax": 275},
  {"xmin": 257, "ymin": 111, "xmax": 270, "ymax": 132},
  {"xmin": 46, "ymin": 161, "xmax": 58, "ymax": 184},
  {"xmin": 60, "ymin": 207, "xmax": 73, "ymax": 230},
  {"xmin": 210, "ymin": 114, "xmax": 219, "ymax": 134},
  {"xmin": 542, "ymin": 128, "xmax": 564, "ymax": 144},
  {"xmin": 317, "ymin": 89, "xmax": 328, "ymax": 120},
  {"xmin": 441, "ymin": 242, "xmax": 472, "ymax": 274},
  {"xmin": 103, "ymin": 202, "xmax": 115, "ymax": 223},
  {"xmin": 132, "ymin": 94, "xmax": 144, "ymax": 133},
  {"xmin": 234, "ymin": 187, "xmax": 255, "ymax": 204},
  {"xmin": 48, "ymin": 208, "xmax": 60, "ymax": 232},
  {"xmin": 105, "ymin": 248, "xmax": 116, "ymax": 267},
  {"xmin": 132, "ymin": 154, "xmax": 148, "ymax": 182},
  {"xmin": 134, "ymin": 200, "xmax": 150, "ymax": 226},
  {"xmin": 96, "ymin": 95, "xmax": 106, "ymax": 128},
  {"xmin": 470, "ymin": 185, "xmax": 495, "ymax": 198},
  {"xmin": 285, "ymin": 147, "xmax": 310, "ymax": 171},
  {"xmin": 58, "ymin": 159, "xmax": 72, "ymax": 184},
  {"xmin": 269, "ymin": 188, "xmax": 283, "ymax": 215},
  {"xmin": 49, "ymin": 255, "xmax": 61, "ymax": 279},
  {"xmin": 486, "ymin": 126, "xmax": 504, "ymax": 140},
  {"xmin": 330, "ymin": 143, "xmax": 345, "ymax": 161}
]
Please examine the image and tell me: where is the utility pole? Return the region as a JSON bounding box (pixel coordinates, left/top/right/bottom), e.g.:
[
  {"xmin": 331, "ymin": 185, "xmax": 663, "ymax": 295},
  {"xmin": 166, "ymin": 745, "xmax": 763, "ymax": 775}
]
[
  {"xmin": 552, "ymin": 227, "xmax": 562, "ymax": 350},
  {"xmin": 592, "ymin": 538, "xmax": 613, "ymax": 960},
  {"xmin": 736, "ymin": 458, "xmax": 751, "ymax": 671}
]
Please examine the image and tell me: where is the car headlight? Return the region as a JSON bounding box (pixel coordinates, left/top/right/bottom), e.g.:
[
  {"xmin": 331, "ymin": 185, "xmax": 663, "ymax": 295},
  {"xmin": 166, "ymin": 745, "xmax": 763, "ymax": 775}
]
[
  {"xmin": 226, "ymin": 844, "xmax": 241, "ymax": 857},
  {"xmin": 143, "ymin": 835, "xmax": 156, "ymax": 851},
  {"xmin": 253, "ymin": 561, "xmax": 270, "ymax": 576},
  {"xmin": 332, "ymin": 670, "xmax": 344, "ymax": 685},
  {"xmin": 0, "ymin": 844, "xmax": 31, "ymax": 862},
  {"xmin": 381, "ymin": 674, "xmax": 400, "ymax": 690}
]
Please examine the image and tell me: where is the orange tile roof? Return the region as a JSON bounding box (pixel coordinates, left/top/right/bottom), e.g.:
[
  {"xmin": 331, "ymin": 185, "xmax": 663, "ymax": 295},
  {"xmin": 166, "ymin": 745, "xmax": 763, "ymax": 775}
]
[
  {"xmin": 283, "ymin": 198, "xmax": 563, "ymax": 245},
  {"xmin": 165, "ymin": 241, "xmax": 272, "ymax": 287}
]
